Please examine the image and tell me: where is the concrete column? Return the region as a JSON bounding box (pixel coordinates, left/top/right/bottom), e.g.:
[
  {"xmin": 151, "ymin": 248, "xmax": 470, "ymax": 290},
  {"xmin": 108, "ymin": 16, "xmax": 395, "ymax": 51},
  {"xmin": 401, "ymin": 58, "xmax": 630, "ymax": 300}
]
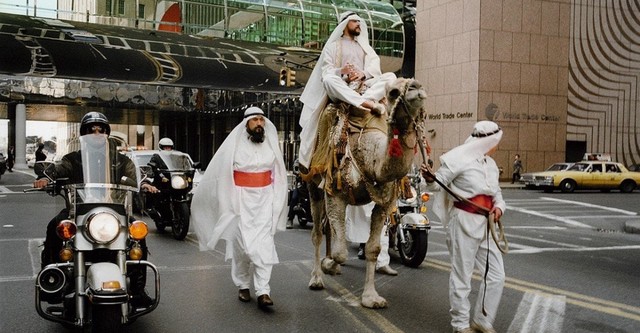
[{"xmin": 13, "ymin": 103, "xmax": 27, "ymax": 169}]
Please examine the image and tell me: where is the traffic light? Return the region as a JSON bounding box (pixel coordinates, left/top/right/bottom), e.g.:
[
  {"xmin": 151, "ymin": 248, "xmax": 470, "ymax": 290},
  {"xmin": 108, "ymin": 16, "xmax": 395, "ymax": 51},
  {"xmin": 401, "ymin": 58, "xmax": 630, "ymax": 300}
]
[
  {"xmin": 286, "ymin": 69, "xmax": 296, "ymax": 87},
  {"xmin": 279, "ymin": 67, "xmax": 287, "ymax": 86}
]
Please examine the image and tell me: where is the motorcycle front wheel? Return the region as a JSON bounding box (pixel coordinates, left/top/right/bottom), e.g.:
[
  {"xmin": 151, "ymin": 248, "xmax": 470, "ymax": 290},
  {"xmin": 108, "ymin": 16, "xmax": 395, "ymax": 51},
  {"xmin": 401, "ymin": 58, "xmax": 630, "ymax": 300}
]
[
  {"xmin": 172, "ymin": 202, "xmax": 190, "ymax": 240},
  {"xmin": 397, "ymin": 229, "xmax": 428, "ymax": 268}
]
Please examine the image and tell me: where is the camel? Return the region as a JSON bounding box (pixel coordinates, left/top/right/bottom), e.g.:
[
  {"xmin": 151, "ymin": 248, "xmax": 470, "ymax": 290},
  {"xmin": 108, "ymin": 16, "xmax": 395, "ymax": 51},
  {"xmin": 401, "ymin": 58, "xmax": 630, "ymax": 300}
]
[{"xmin": 305, "ymin": 77, "xmax": 427, "ymax": 308}]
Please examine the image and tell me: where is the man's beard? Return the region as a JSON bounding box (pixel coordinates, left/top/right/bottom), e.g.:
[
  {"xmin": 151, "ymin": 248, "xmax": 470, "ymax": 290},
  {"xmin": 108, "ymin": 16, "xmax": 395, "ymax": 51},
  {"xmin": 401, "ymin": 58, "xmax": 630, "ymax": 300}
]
[
  {"xmin": 247, "ymin": 126, "xmax": 265, "ymax": 143},
  {"xmin": 348, "ymin": 26, "xmax": 360, "ymax": 37}
]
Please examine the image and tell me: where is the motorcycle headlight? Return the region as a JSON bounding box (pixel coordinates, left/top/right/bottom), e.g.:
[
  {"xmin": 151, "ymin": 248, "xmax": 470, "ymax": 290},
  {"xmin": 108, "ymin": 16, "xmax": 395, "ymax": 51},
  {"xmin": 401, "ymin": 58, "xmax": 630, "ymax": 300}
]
[
  {"xmin": 86, "ymin": 212, "xmax": 120, "ymax": 244},
  {"xmin": 171, "ymin": 175, "xmax": 188, "ymax": 189}
]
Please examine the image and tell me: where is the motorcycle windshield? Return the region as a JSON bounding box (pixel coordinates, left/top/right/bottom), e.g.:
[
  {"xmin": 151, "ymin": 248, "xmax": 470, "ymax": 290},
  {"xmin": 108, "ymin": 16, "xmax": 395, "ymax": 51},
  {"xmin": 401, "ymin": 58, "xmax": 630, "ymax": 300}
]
[
  {"xmin": 73, "ymin": 135, "xmax": 139, "ymax": 204},
  {"xmin": 153, "ymin": 151, "xmax": 193, "ymax": 171}
]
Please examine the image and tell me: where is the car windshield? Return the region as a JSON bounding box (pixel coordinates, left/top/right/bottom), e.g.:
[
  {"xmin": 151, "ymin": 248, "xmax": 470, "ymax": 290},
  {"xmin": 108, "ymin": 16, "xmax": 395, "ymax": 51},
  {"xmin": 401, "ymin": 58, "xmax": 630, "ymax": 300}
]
[
  {"xmin": 547, "ymin": 164, "xmax": 569, "ymax": 171},
  {"xmin": 150, "ymin": 151, "xmax": 193, "ymax": 171}
]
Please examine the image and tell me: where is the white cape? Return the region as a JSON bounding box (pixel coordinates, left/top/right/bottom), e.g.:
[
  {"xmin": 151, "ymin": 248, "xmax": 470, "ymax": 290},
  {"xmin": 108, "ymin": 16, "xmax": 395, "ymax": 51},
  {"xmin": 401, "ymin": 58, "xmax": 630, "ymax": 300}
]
[{"xmin": 190, "ymin": 116, "xmax": 287, "ymax": 260}]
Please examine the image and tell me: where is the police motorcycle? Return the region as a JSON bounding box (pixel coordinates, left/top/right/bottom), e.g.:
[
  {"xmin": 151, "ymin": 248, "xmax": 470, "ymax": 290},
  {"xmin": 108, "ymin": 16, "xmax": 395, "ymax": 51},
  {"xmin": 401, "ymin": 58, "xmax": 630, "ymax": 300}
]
[
  {"xmin": 144, "ymin": 150, "xmax": 198, "ymax": 240},
  {"xmin": 30, "ymin": 135, "xmax": 159, "ymax": 332},
  {"xmin": 388, "ymin": 171, "xmax": 431, "ymax": 268}
]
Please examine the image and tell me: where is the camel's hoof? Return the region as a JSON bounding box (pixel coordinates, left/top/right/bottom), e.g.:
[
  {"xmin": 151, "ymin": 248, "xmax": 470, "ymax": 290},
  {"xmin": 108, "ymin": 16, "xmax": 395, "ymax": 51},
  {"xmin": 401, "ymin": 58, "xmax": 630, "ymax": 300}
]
[
  {"xmin": 321, "ymin": 257, "xmax": 339, "ymax": 275},
  {"xmin": 361, "ymin": 295, "xmax": 388, "ymax": 309},
  {"xmin": 308, "ymin": 276, "xmax": 324, "ymax": 290}
]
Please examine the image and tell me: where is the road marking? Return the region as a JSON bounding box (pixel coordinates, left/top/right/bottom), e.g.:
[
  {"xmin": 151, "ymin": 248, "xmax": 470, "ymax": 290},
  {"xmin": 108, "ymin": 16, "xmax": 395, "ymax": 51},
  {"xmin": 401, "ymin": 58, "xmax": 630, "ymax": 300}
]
[
  {"xmin": 507, "ymin": 226, "xmax": 567, "ymax": 230},
  {"xmin": 506, "ymin": 206, "xmax": 591, "ymax": 228},
  {"xmin": 540, "ymin": 197, "xmax": 638, "ymax": 215},
  {"xmin": 301, "ymin": 261, "xmax": 404, "ymax": 333},
  {"xmin": 427, "ymin": 258, "xmax": 640, "ymax": 322},
  {"xmin": 507, "ymin": 244, "xmax": 640, "ymax": 254},
  {"xmin": 507, "ymin": 292, "xmax": 565, "ymax": 333},
  {"xmin": 0, "ymin": 186, "xmax": 11, "ymax": 193},
  {"xmin": 563, "ymin": 215, "xmax": 640, "ymax": 219},
  {"xmin": 29, "ymin": 238, "xmax": 44, "ymax": 277}
]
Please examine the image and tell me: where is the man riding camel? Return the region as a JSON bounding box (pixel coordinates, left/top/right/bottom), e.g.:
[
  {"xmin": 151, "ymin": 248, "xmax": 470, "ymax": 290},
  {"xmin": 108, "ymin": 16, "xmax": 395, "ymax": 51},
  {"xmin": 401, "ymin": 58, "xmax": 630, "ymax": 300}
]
[{"xmin": 298, "ymin": 11, "xmax": 396, "ymax": 173}]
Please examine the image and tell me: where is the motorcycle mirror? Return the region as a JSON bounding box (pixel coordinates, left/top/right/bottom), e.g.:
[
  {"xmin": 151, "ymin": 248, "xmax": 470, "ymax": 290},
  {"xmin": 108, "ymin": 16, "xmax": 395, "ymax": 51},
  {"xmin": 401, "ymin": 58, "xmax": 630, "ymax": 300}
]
[{"xmin": 34, "ymin": 161, "xmax": 55, "ymax": 179}]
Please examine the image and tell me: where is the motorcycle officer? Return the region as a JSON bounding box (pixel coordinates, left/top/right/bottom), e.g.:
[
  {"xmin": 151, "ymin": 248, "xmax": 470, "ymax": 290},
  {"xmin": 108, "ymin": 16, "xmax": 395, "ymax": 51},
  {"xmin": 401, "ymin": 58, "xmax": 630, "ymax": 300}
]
[
  {"xmin": 143, "ymin": 137, "xmax": 175, "ymax": 217},
  {"xmin": 33, "ymin": 111, "xmax": 155, "ymax": 307}
]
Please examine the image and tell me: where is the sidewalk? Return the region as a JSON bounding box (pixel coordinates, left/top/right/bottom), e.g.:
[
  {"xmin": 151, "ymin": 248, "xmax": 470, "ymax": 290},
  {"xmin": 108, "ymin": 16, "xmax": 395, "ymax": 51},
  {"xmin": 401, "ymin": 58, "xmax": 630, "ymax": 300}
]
[{"xmin": 499, "ymin": 182, "xmax": 526, "ymax": 189}]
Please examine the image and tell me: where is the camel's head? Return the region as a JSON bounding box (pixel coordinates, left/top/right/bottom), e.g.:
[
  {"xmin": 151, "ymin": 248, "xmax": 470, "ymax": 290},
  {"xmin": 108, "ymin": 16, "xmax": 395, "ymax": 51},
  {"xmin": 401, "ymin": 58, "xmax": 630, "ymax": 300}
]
[{"xmin": 385, "ymin": 78, "xmax": 427, "ymax": 131}]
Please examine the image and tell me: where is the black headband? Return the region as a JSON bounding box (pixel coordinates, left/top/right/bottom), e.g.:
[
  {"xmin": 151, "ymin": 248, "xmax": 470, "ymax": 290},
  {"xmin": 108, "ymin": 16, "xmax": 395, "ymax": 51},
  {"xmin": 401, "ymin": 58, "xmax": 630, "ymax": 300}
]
[
  {"xmin": 471, "ymin": 128, "xmax": 501, "ymax": 138},
  {"xmin": 244, "ymin": 112, "xmax": 264, "ymax": 119},
  {"xmin": 340, "ymin": 12, "xmax": 357, "ymax": 23}
]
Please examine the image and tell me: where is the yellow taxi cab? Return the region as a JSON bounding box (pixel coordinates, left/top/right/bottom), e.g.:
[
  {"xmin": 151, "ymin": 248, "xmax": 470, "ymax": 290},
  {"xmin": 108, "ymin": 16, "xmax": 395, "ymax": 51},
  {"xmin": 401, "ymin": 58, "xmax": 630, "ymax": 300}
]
[{"xmin": 533, "ymin": 161, "xmax": 640, "ymax": 193}]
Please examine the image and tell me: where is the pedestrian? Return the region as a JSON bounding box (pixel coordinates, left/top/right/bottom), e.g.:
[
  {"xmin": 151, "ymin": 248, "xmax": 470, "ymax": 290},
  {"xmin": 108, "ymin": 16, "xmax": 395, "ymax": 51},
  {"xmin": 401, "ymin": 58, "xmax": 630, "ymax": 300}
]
[
  {"xmin": 345, "ymin": 202, "xmax": 398, "ymax": 275},
  {"xmin": 35, "ymin": 143, "xmax": 47, "ymax": 162},
  {"xmin": 7, "ymin": 145, "xmax": 15, "ymax": 171},
  {"xmin": 421, "ymin": 121, "xmax": 506, "ymax": 333},
  {"xmin": 191, "ymin": 106, "xmax": 287, "ymax": 310},
  {"xmin": 297, "ymin": 10, "xmax": 396, "ymax": 172},
  {"xmin": 512, "ymin": 154, "xmax": 522, "ymax": 184}
]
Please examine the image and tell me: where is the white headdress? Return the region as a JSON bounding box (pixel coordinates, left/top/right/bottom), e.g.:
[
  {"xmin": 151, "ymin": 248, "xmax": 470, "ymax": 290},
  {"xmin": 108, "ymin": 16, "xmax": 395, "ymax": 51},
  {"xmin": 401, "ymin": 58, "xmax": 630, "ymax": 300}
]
[{"xmin": 440, "ymin": 121, "xmax": 503, "ymax": 174}]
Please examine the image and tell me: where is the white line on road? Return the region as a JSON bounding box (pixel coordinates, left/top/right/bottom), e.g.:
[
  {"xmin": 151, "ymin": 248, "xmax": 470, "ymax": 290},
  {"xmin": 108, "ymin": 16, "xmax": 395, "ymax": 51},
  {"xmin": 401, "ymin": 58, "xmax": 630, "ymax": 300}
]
[
  {"xmin": 507, "ymin": 226, "xmax": 567, "ymax": 230},
  {"xmin": 0, "ymin": 186, "xmax": 11, "ymax": 193},
  {"xmin": 506, "ymin": 206, "xmax": 592, "ymax": 228},
  {"xmin": 29, "ymin": 238, "xmax": 44, "ymax": 278},
  {"xmin": 507, "ymin": 244, "xmax": 640, "ymax": 254},
  {"xmin": 563, "ymin": 215, "xmax": 640, "ymax": 219},
  {"xmin": 507, "ymin": 292, "xmax": 566, "ymax": 333},
  {"xmin": 540, "ymin": 197, "xmax": 638, "ymax": 215}
]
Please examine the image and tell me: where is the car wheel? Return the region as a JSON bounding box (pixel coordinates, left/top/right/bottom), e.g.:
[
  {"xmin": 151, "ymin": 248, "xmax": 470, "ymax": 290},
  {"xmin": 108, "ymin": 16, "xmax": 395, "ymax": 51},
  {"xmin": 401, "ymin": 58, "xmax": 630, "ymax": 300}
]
[
  {"xmin": 560, "ymin": 179, "xmax": 576, "ymax": 193},
  {"xmin": 620, "ymin": 180, "xmax": 636, "ymax": 193}
]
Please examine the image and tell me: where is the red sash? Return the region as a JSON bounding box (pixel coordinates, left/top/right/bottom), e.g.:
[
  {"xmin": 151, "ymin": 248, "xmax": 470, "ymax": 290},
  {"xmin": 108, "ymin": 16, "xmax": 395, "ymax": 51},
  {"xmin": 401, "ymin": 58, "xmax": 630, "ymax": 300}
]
[
  {"xmin": 233, "ymin": 170, "xmax": 272, "ymax": 187},
  {"xmin": 453, "ymin": 194, "xmax": 493, "ymax": 216}
]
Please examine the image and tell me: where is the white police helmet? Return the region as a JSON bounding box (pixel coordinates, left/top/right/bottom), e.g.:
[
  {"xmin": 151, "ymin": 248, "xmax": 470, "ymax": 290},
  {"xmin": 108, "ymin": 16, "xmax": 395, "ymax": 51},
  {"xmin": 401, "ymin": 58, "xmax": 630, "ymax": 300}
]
[{"xmin": 158, "ymin": 137, "xmax": 174, "ymax": 150}]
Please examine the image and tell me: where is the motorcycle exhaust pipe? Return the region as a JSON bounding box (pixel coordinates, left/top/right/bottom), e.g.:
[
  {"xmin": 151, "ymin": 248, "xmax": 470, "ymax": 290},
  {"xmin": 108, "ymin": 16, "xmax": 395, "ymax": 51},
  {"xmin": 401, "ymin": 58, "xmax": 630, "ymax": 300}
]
[{"xmin": 37, "ymin": 266, "xmax": 66, "ymax": 294}]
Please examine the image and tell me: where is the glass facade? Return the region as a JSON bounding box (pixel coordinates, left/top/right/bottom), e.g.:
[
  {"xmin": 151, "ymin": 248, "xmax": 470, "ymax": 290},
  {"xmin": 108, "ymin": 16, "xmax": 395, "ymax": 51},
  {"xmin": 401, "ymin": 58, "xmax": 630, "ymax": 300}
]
[{"xmin": 175, "ymin": 0, "xmax": 404, "ymax": 65}]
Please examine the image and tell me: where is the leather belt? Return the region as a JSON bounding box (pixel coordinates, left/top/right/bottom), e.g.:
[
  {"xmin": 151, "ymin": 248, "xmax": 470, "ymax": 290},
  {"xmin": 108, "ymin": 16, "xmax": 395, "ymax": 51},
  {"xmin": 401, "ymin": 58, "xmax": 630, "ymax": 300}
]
[
  {"xmin": 453, "ymin": 194, "xmax": 493, "ymax": 216},
  {"xmin": 233, "ymin": 170, "xmax": 272, "ymax": 187}
]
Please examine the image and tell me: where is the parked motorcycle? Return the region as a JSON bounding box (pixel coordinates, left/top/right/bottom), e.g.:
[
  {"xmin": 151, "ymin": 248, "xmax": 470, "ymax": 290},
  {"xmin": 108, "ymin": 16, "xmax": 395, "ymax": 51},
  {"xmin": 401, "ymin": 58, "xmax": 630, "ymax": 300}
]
[
  {"xmin": 388, "ymin": 173, "xmax": 431, "ymax": 268},
  {"xmin": 143, "ymin": 150, "xmax": 198, "ymax": 240},
  {"xmin": 30, "ymin": 135, "xmax": 159, "ymax": 332}
]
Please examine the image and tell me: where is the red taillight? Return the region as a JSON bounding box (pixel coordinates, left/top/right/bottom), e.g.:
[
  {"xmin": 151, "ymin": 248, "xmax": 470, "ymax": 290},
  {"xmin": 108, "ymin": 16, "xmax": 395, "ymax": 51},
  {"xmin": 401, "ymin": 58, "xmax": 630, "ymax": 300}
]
[{"xmin": 56, "ymin": 220, "xmax": 77, "ymax": 240}]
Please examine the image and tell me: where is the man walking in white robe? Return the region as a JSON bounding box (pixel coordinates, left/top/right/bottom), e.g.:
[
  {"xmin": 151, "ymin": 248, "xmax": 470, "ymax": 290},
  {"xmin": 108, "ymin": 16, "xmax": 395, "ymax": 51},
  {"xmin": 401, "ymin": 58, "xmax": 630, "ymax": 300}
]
[
  {"xmin": 422, "ymin": 121, "xmax": 506, "ymax": 333},
  {"xmin": 191, "ymin": 107, "xmax": 287, "ymax": 310}
]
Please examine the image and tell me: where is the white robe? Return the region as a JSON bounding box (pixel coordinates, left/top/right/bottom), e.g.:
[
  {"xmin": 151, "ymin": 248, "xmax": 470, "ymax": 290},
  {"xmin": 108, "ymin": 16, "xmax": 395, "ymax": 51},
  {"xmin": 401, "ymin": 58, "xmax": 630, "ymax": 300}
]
[
  {"xmin": 298, "ymin": 14, "xmax": 395, "ymax": 169},
  {"xmin": 345, "ymin": 202, "xmax": 390, "ymax": 268},
  {"xmin": 190, "ymin": 116, "xmax": 287, "ymax": 266},
  {"xmin": 425, "ymin": 121, "xmax": 505, "ymax": 330}
]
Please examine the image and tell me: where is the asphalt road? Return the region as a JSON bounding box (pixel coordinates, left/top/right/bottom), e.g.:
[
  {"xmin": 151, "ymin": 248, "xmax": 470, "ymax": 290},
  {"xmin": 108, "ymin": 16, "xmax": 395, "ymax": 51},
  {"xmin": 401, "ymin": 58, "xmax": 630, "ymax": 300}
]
[{"xmin": 1, "ymin": 169, "xmax": 640, "ymax": 332}]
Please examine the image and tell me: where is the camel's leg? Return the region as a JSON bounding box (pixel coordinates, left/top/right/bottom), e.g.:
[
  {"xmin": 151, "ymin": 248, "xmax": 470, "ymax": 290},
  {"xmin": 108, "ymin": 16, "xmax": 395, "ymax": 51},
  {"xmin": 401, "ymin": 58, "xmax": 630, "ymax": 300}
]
[
  {"xmin": 325, "ymin": 195, "xmax": 348, "ymax": 265},
  {"xmin": 309, "ymin": 183, "xmax": 326, "ymax": 290},
  {"xmin": 361, "ymin": 204, "xmax": 388, "ymax": 309}
]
